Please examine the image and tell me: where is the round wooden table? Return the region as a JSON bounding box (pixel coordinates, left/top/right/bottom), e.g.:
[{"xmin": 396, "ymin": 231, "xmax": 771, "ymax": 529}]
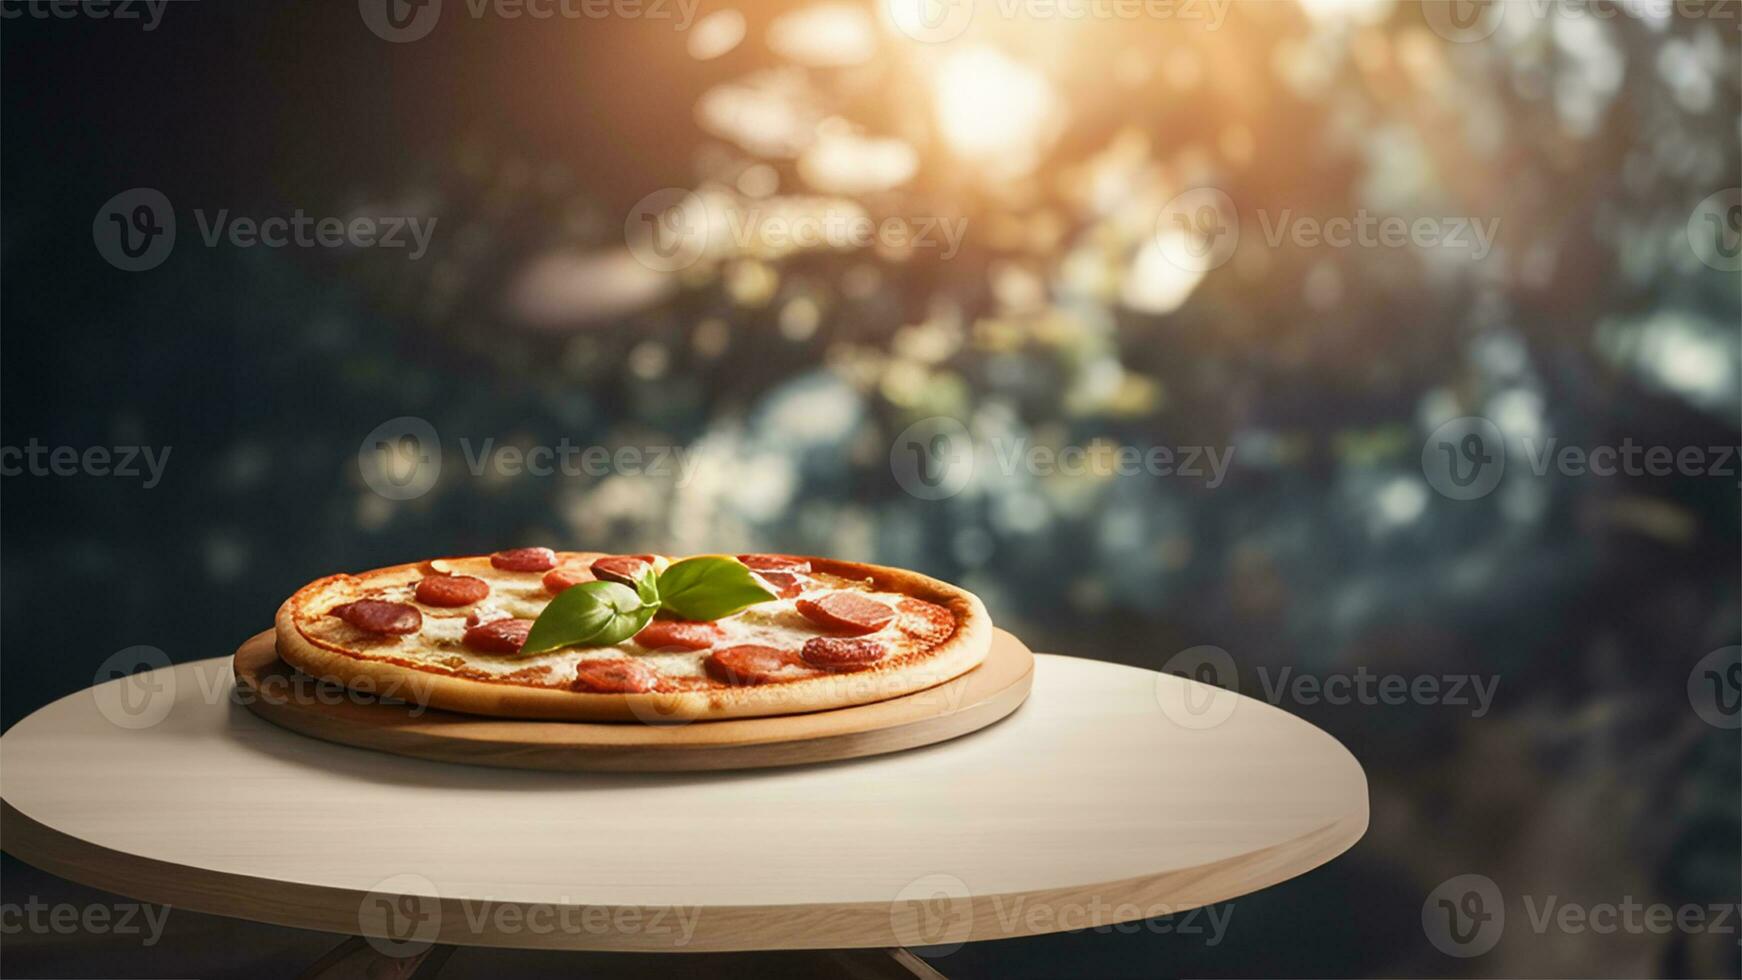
[{"xmin": 0, "ymin": 652, "xmax": 1367, "ymax": 977}]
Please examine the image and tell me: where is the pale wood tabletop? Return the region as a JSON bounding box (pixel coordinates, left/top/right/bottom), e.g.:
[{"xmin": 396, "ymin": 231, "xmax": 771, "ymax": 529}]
[{"xmin": 0, "ymin": 652, "xmax": 1367, "ymax": 954}]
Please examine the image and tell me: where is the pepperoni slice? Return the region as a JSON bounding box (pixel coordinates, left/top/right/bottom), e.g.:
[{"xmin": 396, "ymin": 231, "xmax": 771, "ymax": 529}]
[
  {"xmin": 330, "ymin": 600, "xmax": 422, "ymax": 635},
  {"xmin": 895, "ymin": 597, "xmax": 955, "ymax": 645},
  {"xmin": 704, "ymin": 645, "xmax": 805, "ymax": 685},
  {"xmin": 543, "ymin": 564, "xmax": 594, "ymax": 594},
  {"xmin": 801, "ymin": 635, "xmax": 887, "ymax": 672},
  {"xmin": 415, "ymin": 575, "xmax": 491, "ymax": 607},
  {"xmin": 795, "ymin": 592, "xmax": 895, "ymax": 635},
  {"xmin": 490, "ymin": 547, "xmax": 558, "ymax": 572},
  {"xmin": 590, "ymin": 555, "xmax": 654, "ymax": 587},
  {"xmin": 462, "ymin": 618, "xmax": 533, "ymax": 655},
  {"xmin": 572, "ymin": 658, "xmax": 659, "ymax": 693},
  {"xmin": 738, "ymin": 554, "xmax": 811, "ymax": 573},
  {"xmin": 635, "ymin": 619, "xmax": 724, "ymax": 651},
  {"xmin": 756, "ymin": 571, "xmax": 806, "ymax": 599}
]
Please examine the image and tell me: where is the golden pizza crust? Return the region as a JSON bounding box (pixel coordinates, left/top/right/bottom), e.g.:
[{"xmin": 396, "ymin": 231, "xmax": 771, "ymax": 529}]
[{"xmin": 274, "ymin": 555, "xmax": 991, "ymax": 722}]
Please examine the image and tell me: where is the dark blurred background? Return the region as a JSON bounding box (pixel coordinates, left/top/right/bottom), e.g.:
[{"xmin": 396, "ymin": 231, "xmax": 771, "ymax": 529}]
[{"xmin": 2, "ymin": 1, "xmax": 1738, "ymax": 977}]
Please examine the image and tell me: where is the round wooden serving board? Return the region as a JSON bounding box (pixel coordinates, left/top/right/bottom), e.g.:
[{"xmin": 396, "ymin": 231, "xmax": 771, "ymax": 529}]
[{"xmin": 232, "ymin": 629, "xmax": 1034, "ymax": 772}]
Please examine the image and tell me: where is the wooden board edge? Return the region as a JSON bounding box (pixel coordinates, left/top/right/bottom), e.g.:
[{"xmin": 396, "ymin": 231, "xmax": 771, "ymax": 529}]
[{"xmin": 232, "ymin": 631, "xmax": 1036, "ymax": 772}]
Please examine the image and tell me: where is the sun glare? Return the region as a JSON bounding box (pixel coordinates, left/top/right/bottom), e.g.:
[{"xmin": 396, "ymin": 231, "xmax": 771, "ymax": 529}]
[{"xmin": 932, "ymin": 45, "xmax": 1058, "ymax": 178}]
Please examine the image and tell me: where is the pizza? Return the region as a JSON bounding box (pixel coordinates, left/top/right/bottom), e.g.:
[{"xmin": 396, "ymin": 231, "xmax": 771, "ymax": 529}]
[{"xmin": 273, "ymin": 550, "xmax": 991, "ymax": 721}]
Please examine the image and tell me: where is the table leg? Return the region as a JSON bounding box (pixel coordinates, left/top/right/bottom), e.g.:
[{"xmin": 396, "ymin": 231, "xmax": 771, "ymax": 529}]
[
  {"xmin": 885, "ymin": 948, "xmax": 951, "ymax": 979},
  {"xmin": 298, "ymin": 936, "xmax": 453, "ymax": 980},
  {"xmin": 299, "ymin": 941, "xmax": 937, "ymax": 979},
  {"xmin": 824, "ymin": 947, "xmax": 951, "ymax": 979}
]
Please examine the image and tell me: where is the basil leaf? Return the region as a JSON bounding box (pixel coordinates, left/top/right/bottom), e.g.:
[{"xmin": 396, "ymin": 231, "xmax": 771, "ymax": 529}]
[
  {"xmin": 656, "ymin": 555, "xmax": 778, "ymax": 622},
  {"xmin": 523, "ymin": 581, "xmax": 658, "ymax": 655},
  {"xmin": 631, "ymin": 564, "xmax": 660, "ymax": 607}
]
